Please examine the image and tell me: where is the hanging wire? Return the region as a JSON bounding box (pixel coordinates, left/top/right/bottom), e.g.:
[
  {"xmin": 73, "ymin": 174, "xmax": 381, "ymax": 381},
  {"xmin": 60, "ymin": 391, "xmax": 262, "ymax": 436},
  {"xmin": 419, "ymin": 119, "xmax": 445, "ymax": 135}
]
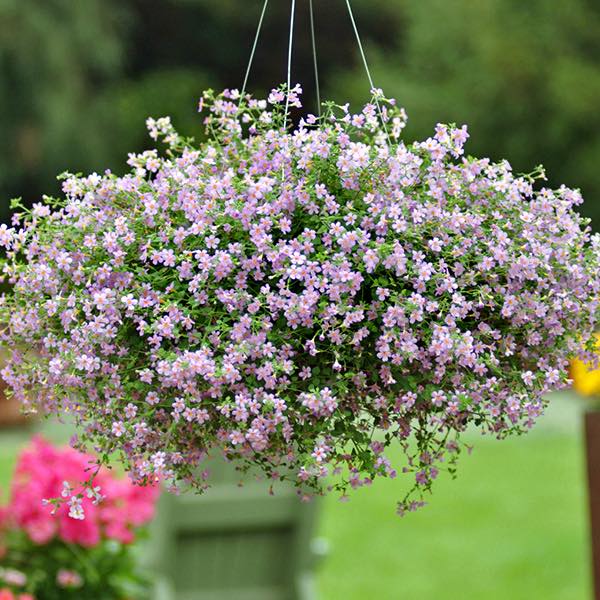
[
  {"xmin": 283, "ymin": 0, "xmax": 297, "ymax": 132},
  {"xmin": 344, "ymin": 0, "xmax": 391, "ymax": 146},
  {"xmin": 239, "ymin": 0, "xmax": 381, "ymax": 142},
  {"xmin": 239, "ymin": 0, "xmax": 270, "ymax": 104},
  {"xmin": 309, "ymin": 0, "xmax": 321, "ymax": 117}
]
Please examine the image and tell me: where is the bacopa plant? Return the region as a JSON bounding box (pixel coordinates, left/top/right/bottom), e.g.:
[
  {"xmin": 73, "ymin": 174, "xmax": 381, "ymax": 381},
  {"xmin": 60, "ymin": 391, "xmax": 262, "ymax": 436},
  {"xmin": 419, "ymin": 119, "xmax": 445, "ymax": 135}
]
[{"xmin": 1, "ymin": 85, "xmax": 598, "ymax": 514}]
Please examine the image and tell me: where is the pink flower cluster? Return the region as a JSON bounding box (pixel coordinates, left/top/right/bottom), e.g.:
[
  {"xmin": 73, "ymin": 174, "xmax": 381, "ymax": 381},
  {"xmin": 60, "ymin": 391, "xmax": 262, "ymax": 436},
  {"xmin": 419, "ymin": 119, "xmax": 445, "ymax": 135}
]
[
  {"xmin": 0, "ymin": 85, "xmax": 598, "ymax": 513},
  {"xmin": 2, "ymin": 437, "xmax": 158, "ymax": 546},
  {"xmin": 0, "ymin": 590, "xmax": 33, "ymax": 600}
]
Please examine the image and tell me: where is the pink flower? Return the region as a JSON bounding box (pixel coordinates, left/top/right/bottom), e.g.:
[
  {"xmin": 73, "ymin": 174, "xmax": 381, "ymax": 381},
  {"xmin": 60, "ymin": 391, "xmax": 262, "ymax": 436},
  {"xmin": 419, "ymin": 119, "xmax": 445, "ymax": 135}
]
[
  {"xmin": 59, "ymin": 507, "xmax": 101, "ymax": 547},
  {"xmin": 428, "ymin": 237, "xmax": 443, "ymax": 252},
  {"xmin": 6, "ymin": 437, "xmax": 159, "ymax": 547},
  {"xmin": 0, "ymin": 591, "xmax": 34, "ymax": 600},
  {"xmin": 56, "ymin": 569, "xmax": 83, "ymax": 589},
  {"xmin": 1, "ymin": 570, "xmax": 26, "ymax": 587}
]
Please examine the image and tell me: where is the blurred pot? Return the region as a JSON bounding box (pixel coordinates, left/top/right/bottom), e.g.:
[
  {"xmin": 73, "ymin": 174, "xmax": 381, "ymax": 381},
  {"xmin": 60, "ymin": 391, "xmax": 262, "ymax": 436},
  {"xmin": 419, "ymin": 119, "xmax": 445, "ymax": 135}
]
[
  {"xmin": 146, "ymin": 456, "xmax": 327, "ymax": 600},
  {"xmin": 0, "ymin": 381, "xmax": 31, "ymax": 428}
]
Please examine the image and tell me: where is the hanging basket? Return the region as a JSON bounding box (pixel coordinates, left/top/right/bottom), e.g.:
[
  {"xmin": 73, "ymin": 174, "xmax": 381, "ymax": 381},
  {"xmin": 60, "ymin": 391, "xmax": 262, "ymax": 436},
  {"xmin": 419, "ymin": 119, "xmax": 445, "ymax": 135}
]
[
  {"xmin": 0, "ymin": 0, "xmax": 598, "ymax": 522},
  {"xmin": 1, "ymin": 83, "xmax": 598, "ymax": 517}
]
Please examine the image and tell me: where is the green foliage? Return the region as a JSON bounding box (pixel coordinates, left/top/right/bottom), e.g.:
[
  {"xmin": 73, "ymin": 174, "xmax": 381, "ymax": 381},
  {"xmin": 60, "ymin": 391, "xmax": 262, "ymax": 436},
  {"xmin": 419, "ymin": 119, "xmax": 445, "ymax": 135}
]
[
  {"xmin": 1, "ymin": 530, "xmax": 152, "ymax": 599},
  {"xmin": 0, "ymin": 0, "xmax": 129, "ymax": 198},
  {"xmin": 0, "ymin": 0, "xmax": 212, "ymax": 207},
  {"xmin": 78, "ymin": 68, "xmax": 211, "ymax": 172}
]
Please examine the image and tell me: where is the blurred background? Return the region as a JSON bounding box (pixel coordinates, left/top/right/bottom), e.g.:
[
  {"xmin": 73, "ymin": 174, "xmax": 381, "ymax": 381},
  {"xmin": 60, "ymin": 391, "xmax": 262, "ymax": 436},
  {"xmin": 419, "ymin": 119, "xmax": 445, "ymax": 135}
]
[
  {"xmin": 0, "ymin": 0, "xmax": 599, "ymax": 598},
  {"xmin": 1, "ymin": 0, "xmax": 600, "ymax": 227}
]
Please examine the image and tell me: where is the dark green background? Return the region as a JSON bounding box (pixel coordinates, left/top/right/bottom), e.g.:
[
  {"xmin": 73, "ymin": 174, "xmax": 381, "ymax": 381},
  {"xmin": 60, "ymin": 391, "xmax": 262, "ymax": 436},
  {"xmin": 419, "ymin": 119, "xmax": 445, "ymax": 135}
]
[{"xmin": 1, "ymin": 0, "xmax": 599, "ymax": 225}]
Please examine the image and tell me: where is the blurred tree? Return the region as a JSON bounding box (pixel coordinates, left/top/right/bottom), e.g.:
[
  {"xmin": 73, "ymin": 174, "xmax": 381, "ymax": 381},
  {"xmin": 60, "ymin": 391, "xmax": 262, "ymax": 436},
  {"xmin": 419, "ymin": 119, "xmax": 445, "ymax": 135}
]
[
  {"xmin": 0, "ymin": 0, "xmax": 129, "ymax": 201},
  {"xmin": 1, "ymin": 0, "xmax": 598, "ymax": 227},
  {"xmin": 330, "ymin": 0, "xmax": 600, "ymax": 225},
  {"xmin": 0, "ymin": 0, "xmax": 401, "ymax": 218}
]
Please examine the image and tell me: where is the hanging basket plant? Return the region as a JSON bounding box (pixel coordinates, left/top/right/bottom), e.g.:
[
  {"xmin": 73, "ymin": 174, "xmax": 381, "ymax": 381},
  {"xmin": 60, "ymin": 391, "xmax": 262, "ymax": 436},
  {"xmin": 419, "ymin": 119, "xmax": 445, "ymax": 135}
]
[{"xmin": 0, "ymin": 83, "xmax": 599, "ymax": 515}]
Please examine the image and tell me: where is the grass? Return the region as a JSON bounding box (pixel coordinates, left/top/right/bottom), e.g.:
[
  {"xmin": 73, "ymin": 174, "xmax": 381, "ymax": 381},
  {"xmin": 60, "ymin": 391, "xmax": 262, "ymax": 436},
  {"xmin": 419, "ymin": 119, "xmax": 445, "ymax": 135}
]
[
  {"xmin": 0, "ymin": 429, "xmax": 29, "ymax": 501},
  {"xmin": 0, "ymin": 395, "xmax": 593, "ymax": 599},
  {"xmin": 316, "ymin": 394, "xmax": 592, "ymax": 599}
]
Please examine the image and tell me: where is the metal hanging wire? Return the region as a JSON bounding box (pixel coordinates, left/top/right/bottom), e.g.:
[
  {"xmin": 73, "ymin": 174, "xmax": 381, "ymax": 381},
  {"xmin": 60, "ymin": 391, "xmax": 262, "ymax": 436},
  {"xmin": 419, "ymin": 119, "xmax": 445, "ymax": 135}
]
[
  {"xmin": 239, "ymin": 0, "xmax": 270, "ymax": 103},
  {"xmin": 344, "ymin": 0, "xmax": 392, "ymax": 146},
  {"xmin": 309, "ymin": 0, "xmax": 321, "ymax": 117},
  {"xmin": 283, "ymin": 0, "xmax": 297, "ymax": 132},
  {"xmin": 239, "ymin": 0, "xmax": 388, "ymax": 141},
  {"xmin": 240, "ymin": 0, "xmax": 319, "ymax": 117}
]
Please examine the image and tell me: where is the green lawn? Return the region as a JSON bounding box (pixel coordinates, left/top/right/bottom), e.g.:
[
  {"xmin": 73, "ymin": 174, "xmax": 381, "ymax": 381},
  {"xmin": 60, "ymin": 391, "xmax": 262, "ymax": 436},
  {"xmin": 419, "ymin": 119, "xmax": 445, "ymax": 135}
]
[
  {"xmin": 0, "ymin": 430, "xmax": 29, "ymax": 501},
  {"xmin": 0, "ymin": 395, "xmax": 593, "ymax": 599},
  {"xmin": 317, "ymin": 394, "xmax": 592, "ymax": 599}
]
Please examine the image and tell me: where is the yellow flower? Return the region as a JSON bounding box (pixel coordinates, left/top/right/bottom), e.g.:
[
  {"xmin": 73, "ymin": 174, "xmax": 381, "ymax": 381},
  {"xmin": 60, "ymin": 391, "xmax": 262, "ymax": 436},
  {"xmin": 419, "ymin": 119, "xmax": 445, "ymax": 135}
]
[{"xmin": 571, "ymin": 334, "xmax": 600, "ymax": 396}]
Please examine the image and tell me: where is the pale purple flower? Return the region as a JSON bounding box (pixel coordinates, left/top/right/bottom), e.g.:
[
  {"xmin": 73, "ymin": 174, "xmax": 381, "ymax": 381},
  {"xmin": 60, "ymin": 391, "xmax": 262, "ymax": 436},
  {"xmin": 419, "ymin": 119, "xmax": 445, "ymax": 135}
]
[{"xmin": 2, "ymin": 84, "xmax": 598, "ymax": 520}]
